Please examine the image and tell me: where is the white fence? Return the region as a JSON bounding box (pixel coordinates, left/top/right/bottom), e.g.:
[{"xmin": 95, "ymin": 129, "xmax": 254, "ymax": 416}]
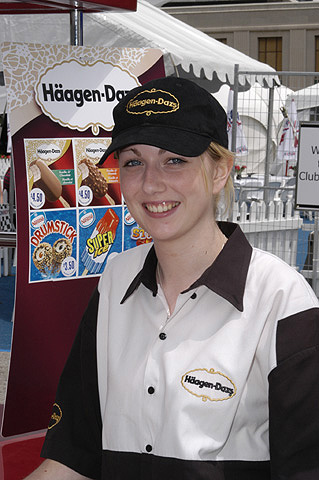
[{"xmin": 230, "ymin": 198, "xmax": 302, "ymax": 268}]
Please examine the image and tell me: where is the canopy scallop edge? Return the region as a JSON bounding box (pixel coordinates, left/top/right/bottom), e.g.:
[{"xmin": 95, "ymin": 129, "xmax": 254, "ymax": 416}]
[{"xmin": 84, "ymin": 0, "xmax": 278, "ymax": 89}]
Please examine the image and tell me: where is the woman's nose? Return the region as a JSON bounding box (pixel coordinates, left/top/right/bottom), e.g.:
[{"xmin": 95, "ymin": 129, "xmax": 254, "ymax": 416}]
[{"xmin": 142, "ymin": 164, "xmax": 166, "ymax": 194}]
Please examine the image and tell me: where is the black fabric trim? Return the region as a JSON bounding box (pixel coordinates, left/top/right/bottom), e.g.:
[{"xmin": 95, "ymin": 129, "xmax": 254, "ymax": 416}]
[
  {"xmin": 41, "ymin": 287, "xmax": 102, "ymax": 479},
  {"xmin": 269, "ymin": 308, "xmax": 319, "ymax": 479},
  {"xmin": 276, "ymin": 307, "xmax": 319, "ymax": 364},
  {"xmin": 187, "ymin": 222, "xmax": 252, "ymax": 311},
  {"xmin": 102, "ymin": 450, "xmax": 270, "ymax": 480},
  {"xmin": 120, "ymin": 222, "xmax": 252, "ymax": 311}
]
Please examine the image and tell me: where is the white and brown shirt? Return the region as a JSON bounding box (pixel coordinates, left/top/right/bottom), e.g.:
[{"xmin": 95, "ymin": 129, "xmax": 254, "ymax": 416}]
[{"xmin": 42, "ymin": 222, "xmax": 319, "ymax": 480}]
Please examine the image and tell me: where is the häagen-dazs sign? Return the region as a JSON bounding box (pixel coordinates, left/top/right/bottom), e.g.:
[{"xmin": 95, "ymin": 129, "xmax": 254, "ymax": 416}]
[{"xmin": 35, "ymin": 60, "xmax": 140, "ymax": 135}]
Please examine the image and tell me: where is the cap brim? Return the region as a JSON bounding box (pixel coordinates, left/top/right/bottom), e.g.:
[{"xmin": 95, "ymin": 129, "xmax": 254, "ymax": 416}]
[{"xmin": 98, "ymin": 126, "xmax": 212, "ymax": 165}]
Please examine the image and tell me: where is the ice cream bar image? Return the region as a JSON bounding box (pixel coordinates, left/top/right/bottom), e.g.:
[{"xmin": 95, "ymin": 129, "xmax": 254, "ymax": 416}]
[
  {"xmin": 78, "ymin": 158, "xmax": 115, "ymax": 205},
  {"xmin": 81, "ymin": 208, "xmax": 119, "ymax": 276},
  {"xmin": 30, "ymin": 159, "xmax": 70, "ymax": 208}
]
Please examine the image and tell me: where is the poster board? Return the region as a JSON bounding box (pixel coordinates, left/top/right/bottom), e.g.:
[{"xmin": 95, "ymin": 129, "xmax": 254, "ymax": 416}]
[
  {"xmin": 1, "ymin": 42, "xmax": 164, "ymax": 436},
  {"xmin": 295, "ymin": 122, "xmax": 319, "ymax": 211},
  {"xmin": 0, "ymin": 0, "xmax": 137, "ymax": 14}
]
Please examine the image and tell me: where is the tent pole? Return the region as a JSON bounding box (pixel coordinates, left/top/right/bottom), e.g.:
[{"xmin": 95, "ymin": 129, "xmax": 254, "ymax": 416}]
[
  {"xmin": 70, "ymin": 4, "xmax": 83, "ymax": 46},
  {"xmin": 264, "ymin": 86, "xmax": 274, "ymax": 216},
  {"xmin": 231, "ymin": 64, "xmax": 239, "ymax": 155}
]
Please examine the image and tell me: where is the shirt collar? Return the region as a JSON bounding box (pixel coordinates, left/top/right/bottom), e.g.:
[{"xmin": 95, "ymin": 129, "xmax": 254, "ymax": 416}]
[{"xmin": 120, "ymin": 222, "xmax": 252, "ymax": 312}]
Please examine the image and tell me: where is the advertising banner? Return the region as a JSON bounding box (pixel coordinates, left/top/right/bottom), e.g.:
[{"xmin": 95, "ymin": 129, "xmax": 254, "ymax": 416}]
[
  {"xmin": 295, "ymin": 122, "xmax": 319, "ymax": 211},
  {"xmin": 0, "ymin": 0, "xmax": 137, "ymax": 14},
  {"xmin": 1, "ymin": 42, "xmax": 164, "ymax": 436}
]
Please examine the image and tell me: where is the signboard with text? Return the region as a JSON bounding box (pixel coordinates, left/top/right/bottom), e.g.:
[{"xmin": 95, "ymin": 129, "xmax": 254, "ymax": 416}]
[
  {"xmin": 1, "ymin": 42, "xmax": 164, "ymax": 436},
  {"xmin": 0, "ymin": 0, "xmax": 137, "ymax": 14},
  {"xmin": 295, "ymin": 122, "xmax": 319, "ymax": 211}
]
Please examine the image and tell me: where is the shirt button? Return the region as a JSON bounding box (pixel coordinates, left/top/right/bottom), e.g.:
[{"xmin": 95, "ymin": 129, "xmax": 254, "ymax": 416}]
[
  {"xmin": 191, "ymin": 293, "xmax": 197, "ymax": 299},
  {"xmin": 148, "ymin": 386, "xmax": 155, "ymax": 394},
  {"xmin": 159, "ymin": 332, "xmax": 167, "ymax": 340},
  {"xmin": 146, "ymin": 444, "xmax": 152, "ymax": 453}
]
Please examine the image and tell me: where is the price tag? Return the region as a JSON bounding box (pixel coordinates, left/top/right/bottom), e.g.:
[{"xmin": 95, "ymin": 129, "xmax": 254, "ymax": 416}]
[
  {"xmin": 61, "ymin": 256, "xmax": 76, "ymax": 277},
  {"xmin": 78, "ymin": 185, "xmax": 93, "ymax": 206},
  {"xmin": 30, "ymin": 188, "xmax": 45, "ymax": 209}
]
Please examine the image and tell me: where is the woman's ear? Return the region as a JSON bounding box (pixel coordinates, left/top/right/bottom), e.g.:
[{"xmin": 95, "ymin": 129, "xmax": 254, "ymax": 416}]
[{"xmin": 212, "ymin": 155, "xmax": 234, "ymax": 195}]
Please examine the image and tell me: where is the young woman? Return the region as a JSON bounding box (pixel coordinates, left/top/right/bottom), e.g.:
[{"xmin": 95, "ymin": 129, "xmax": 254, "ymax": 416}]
[{"xmin": 25, "ymin": 77, "xmax": 319, "ymax": 480}]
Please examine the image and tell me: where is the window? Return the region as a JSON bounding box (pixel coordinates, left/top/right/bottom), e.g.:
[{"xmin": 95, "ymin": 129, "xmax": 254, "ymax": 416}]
[{"xmin": 258, "ymin": 37, "xmax": 282, "ymax": 71}]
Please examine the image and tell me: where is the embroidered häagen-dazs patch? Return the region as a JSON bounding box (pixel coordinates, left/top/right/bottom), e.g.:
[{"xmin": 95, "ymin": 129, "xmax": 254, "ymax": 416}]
[
  {"xmin": 181, "ymin": 368, "xmax": 236, "ymax": 402},
  {"xmin": 126, "ymin": 88, "xmax": 179, "ymax": 116},
  {"xmin": 48, "ymin": 402, "xmax": 62, "ymax": 429}
]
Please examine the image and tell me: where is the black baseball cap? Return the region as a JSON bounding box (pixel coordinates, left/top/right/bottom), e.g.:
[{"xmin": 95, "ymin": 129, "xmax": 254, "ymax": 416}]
[{"xmin": 99, "ymin": 76, "xmax": 228, "ymax": 164}]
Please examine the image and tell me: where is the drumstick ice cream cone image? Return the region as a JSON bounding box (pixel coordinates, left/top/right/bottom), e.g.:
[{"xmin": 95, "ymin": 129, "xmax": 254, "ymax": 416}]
[
  {"xmin": 52, "ymin": 238, "xmax": 72, "ymax": 274},
  {"xmin": 30, "ymin": 159, "xmax": 70, "ymax": 208},
  {"xmin": 81, "ymin": 208, "xmax": 119, "ymax": 276},
  {"xmin": 78, "ymin": 158, "xmax": 115, "ymax": 205},
  {"xmin": 32, "ymin": 242, "xmax": 53, "ymax": 275}
]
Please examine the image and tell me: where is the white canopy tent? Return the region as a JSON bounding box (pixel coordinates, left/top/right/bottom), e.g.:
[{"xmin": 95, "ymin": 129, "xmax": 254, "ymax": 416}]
[
  {"xmin": 83, "ymin": 0, "xmax": 277, "ymax": 89},
  {"xmin": 215, "ymin": 83, "xmax": 292, "ymax": 174},
  {"xmin": 287, "ymin": 83, "xmax": 319, "ymax": 121},
  {"xmin": 0, "ymin": 0, "xmax": 277, "ymax": 93}
]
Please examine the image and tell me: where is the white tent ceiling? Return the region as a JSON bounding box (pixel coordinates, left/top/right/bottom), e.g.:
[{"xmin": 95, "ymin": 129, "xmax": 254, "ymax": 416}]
[
  {"xmin": 83, "ymin": 0, "xmax": 277, "ymax": 89},
  {"xmin": 0, "ymin": 0, "xmax": 277, "ymax": 93}
]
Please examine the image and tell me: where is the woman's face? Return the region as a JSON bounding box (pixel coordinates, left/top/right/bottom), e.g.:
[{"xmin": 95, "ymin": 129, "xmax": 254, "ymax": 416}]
[{"xmin": 118, "ymin": 144, "xmax": 229, "ymax": 244}]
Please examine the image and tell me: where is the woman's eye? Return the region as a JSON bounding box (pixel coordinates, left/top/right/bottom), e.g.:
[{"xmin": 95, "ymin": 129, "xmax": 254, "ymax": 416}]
[
  {"xmin": 167, "ymin": 157, "xmax": 186, "ymax": 165},
  {"xmin": 123, "ymin": 159, "xmax": 142, "ymax": 167}
]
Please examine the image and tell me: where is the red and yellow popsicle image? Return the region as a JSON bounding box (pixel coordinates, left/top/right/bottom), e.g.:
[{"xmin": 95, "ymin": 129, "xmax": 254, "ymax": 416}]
[{"xmin": 81, "ymin": 209, "xmax": 119, "ymax": 276}]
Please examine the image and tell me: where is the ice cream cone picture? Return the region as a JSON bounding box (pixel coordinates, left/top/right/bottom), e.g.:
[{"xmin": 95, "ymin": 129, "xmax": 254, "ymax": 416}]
[
  {"xmin": 81, "ymin": 208, "xmax": 119, "ymax": 276},
  {"xmin": 78, "ymin": 158, "xmax": 115, "ymax": 205},
  {"xmin": 30, "ymin": 159, "xmax": 70, "ymax": 208},
  {"xmin": 32, "ymin": 242, "xmax": 53, "ymax": 275},
  {"xmin": 32, "ymin": 237, "xmax": 73, "ymax": 277},
  {"xmin": 52, "ymin": 238, "xmax": 72, "ymax": 274}
]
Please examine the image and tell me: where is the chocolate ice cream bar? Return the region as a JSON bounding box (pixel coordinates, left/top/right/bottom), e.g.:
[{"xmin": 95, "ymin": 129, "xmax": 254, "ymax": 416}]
[{"xmin": 78, "ymin": 158, "xmax": 115, "ymax": 205}]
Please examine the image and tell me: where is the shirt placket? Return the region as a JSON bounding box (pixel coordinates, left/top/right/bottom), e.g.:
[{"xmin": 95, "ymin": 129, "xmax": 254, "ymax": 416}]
[{"xmin": 141, "ymin": 288, "xmax": 199, "ymax": 455}]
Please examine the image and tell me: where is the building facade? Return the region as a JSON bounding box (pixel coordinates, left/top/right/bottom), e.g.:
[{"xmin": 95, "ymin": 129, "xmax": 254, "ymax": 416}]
[{"xmin": 163, "ymin": 1, "xmax": 319, "ymax": 90}]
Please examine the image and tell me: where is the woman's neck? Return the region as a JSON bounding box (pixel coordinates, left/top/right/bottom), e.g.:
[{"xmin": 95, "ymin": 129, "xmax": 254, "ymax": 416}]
[{"xmin": 154, "ymin": 223, "xmax": 227, "ymax": 314}]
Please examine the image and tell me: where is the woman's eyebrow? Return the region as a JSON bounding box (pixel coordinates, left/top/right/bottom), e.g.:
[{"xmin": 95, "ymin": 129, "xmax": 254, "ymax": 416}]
[{"xmin": 122, "ymin": 147, "xmax": 142, "ymax": 156}]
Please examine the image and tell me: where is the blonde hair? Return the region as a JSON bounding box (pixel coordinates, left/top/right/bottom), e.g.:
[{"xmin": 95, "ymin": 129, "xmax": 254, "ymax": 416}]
[{"xmin": 201, "ymin": 142, "xmax": 235, "ymax": 218}]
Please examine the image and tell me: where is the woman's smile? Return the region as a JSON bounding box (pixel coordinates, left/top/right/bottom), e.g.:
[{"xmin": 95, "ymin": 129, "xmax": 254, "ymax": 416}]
[{"xmin": 143, "ymin": 201, "xmax": 180, "ymax": 214}]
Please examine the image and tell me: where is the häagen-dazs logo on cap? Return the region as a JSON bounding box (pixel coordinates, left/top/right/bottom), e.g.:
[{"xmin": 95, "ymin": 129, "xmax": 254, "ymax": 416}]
[
  {"xmin": 126, "ymin": 88, "xmax": 179, "ymax": 116},
  {"xmin": 181, "ymin": 368, "xmax": 236, "ymax": 402}
]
